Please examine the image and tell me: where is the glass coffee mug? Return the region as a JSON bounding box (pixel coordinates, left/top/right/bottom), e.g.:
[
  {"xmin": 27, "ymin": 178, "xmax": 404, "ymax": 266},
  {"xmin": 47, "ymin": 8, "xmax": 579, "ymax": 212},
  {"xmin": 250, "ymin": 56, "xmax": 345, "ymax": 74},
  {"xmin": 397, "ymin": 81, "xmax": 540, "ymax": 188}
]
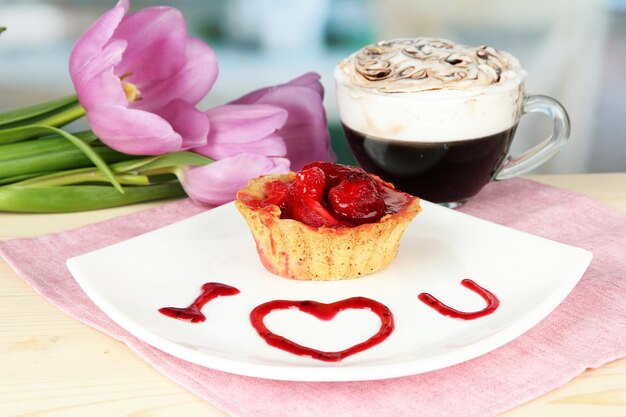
[{"xmin": 335, "ymin": 38, "xmax": 570, "ymax": 208}]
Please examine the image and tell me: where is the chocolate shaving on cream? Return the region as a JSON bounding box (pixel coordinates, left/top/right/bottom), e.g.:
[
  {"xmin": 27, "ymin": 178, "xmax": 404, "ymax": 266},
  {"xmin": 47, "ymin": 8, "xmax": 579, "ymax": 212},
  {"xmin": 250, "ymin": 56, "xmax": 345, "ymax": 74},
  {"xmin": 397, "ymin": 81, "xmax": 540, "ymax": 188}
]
[{"xmin": 347, "ymin": 38, "xmax": 517, "ymax": 92}]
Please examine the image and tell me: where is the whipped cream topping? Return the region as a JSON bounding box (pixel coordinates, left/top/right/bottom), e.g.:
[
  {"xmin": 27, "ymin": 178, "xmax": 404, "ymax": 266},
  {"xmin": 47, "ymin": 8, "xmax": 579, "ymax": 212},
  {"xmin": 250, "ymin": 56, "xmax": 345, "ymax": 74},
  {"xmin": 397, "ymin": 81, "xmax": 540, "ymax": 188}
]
[
  {"xmin": 334, "ymin": 38, "xmax": 527, "ymax": 142},
  {"xmin": 342, "ymin": 38, "xmax": 521, "ymax": 93}
]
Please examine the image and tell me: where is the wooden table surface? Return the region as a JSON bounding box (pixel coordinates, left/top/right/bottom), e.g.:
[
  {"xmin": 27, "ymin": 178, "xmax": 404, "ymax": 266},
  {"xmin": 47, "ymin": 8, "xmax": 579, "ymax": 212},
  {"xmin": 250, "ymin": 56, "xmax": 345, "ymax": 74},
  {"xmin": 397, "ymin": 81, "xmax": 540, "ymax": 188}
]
[{"xmin": 1, "ymin": 173, "xmax": 625, "ymax": 417}]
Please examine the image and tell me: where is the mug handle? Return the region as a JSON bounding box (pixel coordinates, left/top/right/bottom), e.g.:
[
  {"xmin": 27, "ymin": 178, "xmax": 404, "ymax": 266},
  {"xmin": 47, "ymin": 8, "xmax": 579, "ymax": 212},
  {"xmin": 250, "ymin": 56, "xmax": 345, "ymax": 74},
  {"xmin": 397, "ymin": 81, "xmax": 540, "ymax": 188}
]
[{"xmin": 494, "ymin": 95, "xmax": 570, "ymax": 180}]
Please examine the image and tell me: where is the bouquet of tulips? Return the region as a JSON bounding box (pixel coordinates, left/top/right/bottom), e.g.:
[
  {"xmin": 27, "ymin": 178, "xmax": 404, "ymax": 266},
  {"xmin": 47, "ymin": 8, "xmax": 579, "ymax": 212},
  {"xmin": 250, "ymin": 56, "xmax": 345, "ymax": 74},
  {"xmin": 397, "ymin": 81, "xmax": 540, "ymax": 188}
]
[{"xmin": 0, "ymin": 0, "xmax": 334, "ymax": 212}]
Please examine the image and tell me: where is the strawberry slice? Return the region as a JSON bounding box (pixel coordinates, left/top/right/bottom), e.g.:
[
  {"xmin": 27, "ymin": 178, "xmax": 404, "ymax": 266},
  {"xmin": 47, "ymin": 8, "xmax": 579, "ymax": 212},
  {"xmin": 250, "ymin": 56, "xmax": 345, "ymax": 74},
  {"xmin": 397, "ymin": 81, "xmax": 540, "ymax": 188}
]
[
  {"xmin": 291, "ymin": 194, "xmax": 339, "ymax": 228},
  {"xmin": 262, "ymin": 180, "xmax": 289, "ymax": 207},
  {"xmin": 286, "ymin": 166, "xmax": 338, "ymax": 227},
  {"xmin": 327, "ymin": 173, "xmax": 386, "ymax": 224},
  {"xmin": 303, "ymin": 162, "xmax": 366, "ymax": 189},
  {"xmin": 290, "ymin": 166, "xmax": 326, "ymax": 202}
]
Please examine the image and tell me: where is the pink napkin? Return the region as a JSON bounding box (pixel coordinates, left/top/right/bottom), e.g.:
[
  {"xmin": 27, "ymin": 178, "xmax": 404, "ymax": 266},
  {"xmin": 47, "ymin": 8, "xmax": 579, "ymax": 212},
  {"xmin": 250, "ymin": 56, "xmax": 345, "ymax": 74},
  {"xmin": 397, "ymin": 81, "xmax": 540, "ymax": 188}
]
[{"xmin": 1, "ymin": 178, "xmax": 625, "ymax": 417}]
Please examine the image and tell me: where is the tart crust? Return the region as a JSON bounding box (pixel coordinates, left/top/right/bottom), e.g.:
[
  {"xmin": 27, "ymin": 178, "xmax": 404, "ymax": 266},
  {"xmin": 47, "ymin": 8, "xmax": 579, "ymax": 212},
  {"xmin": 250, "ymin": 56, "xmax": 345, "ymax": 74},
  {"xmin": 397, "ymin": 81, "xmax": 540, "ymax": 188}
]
[{"xmin": 235, "ymin": 172, "xmax": 421, "ymax": 281}]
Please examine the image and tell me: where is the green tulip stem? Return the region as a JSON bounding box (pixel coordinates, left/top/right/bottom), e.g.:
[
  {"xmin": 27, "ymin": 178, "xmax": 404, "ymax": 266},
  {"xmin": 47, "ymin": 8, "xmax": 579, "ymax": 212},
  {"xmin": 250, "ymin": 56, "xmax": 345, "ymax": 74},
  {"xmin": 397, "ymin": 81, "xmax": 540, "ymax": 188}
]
[
  {"xmin": 137, "ymin": 166, "xmax": 177, "ymax": 176},
  {"xmin": 0, "ymin": 183, "xmax": 186, "ymax": 213},
  {"xmin": 0, "ymin": 130, "xmax": 97, "ymax": 161},
  {"xmin": 0, "ymin": 145, "xmax": 133, "ymax": 181},
  {"xmin": 12, "ymin": 167, "xmax": 149, "ymax": 187},
  {"xmin": 0, "ymin": 172, "xmax": 54, "ymax": 185},
  {"xmin": 0, "ymin": 95, "xmax": 81, "ymax": 131},
  {"xmin": 0, "ymin": 125, "xmax": 123, "ymax": 192},
  {"xmin": 34, "ymin": 103, "xmax": 86, "ymax": 127}
]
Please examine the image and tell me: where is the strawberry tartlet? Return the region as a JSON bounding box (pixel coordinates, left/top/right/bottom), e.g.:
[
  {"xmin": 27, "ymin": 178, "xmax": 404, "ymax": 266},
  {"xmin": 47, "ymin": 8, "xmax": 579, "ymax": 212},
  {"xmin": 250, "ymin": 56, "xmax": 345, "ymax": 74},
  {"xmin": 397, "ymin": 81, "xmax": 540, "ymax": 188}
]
[{"xmin": 235, "ymin": 162, "xmax": 421, "ymax": 280}]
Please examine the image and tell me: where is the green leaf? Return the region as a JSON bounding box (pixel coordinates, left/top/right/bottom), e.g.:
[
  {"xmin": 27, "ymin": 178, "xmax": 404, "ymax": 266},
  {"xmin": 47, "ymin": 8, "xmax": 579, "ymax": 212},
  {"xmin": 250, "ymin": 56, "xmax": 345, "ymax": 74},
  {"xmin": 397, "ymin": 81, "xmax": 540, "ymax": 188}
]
[
  {"xmin": 0, "ymin": 95, "xmax": 81, "ymax": 129},
  {"xmin": 111, "ymin": 151, "xmax": 213, "ymax": 174},
  {"xmin": 137, "ymin": 151, "xmax": 213, "ymax": 172},
  {"xmin": 0, "ymin": 125, "xmax": 123, "ymax": 193},
  {"xmin": 0, "ymin": 183, "xmax": 186, "ymax": 213},
  {"xmin": 0, "ymin": 27, "xmax": 6, "ymax": 35},
  {"xmin": 108, "ymin": 156, "xmax": 160, "ymax": 173}
]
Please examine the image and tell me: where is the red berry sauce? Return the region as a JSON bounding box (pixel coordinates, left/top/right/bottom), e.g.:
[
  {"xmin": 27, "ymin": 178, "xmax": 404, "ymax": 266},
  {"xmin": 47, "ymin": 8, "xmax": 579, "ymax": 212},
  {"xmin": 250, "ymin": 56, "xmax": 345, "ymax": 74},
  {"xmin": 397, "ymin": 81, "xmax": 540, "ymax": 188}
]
[
  {"xmin": 159, "ymin": 282, "xmax": 240, "ymax": 323},
  {"xmin": 250, "ymin": 297, "xmax": 394, "ymax": 362},
  {"xmin": 418, "ymin": 279, "xmax": 500, "ymax": 320}
]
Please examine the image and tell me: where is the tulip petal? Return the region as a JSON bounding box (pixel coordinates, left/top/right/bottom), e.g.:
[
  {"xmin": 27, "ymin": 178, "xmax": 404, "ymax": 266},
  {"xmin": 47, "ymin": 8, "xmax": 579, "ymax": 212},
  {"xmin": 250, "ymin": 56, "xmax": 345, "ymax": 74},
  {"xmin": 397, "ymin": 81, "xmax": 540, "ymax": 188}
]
[
  {"xmin": 69, "ymin": 4, "xmax": 126, "ymax": 75},
  {"xmin": 220, "ymin": 72, "xmax": 333, "ymax": 169},
  {"xmin": 153, "ymin": 99, "xmax": 209, "ymax": 150},
  {"xmin": 231, "ymin": 72, "xmax": 324, "ymax": 105},
  {"xmin": 112, "ymin": 6, "xmax": 187, "ymax": 82},
  {"xmin": 205, "ymin": 104, "xmax": 287, "ymax": 144},
  {"xmin": 285, "ymin": 72, "xmax": 324, "ymax": 98},
  {"xmin": 182, "ymin": 153, "xmax": 290, "ymax": 205},
  {"xmin": 136, "ymin": 37, "xmax": 219, "ymax": 111},
  {"xmin": 71, "ymin": 39, "xmax": 128, "ymax": 111},
  {"xmin": 254, "ymin": 86, "xmax": 335, "ymax": 170},
  {"xmin": 86, "ymin": 106, "xmax": 182, "ymax": 155},
  {"xmin": 194, "ymin": 133, "xmax": 286, "ymax": 160}
]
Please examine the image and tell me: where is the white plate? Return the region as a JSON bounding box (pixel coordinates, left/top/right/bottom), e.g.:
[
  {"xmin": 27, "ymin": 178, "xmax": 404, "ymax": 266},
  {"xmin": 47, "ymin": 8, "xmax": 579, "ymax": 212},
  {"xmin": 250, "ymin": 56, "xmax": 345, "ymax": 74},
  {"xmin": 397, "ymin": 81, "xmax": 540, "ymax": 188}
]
[{"xmin": 67, "ymin": 201, "xmax": 591, "ymax": 381}]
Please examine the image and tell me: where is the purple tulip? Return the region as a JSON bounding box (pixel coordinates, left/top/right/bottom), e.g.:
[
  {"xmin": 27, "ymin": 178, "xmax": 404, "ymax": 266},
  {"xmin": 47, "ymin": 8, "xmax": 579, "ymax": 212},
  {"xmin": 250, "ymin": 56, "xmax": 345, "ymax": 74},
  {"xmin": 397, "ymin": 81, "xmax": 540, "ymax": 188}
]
[
  {"xmin": 69, "ymin": 0, "xmax": 217, "ymax": 155},
  {"xmin": 181, "ymin": 73, "xmax": 336, "ymax": 206},
  {"xmin": 228, "ymin": 72, "xmax": 334, "ymax": 171},
  {"xmin": 181, "ymin": 153, "xmax": 290, "ymax": 206}
]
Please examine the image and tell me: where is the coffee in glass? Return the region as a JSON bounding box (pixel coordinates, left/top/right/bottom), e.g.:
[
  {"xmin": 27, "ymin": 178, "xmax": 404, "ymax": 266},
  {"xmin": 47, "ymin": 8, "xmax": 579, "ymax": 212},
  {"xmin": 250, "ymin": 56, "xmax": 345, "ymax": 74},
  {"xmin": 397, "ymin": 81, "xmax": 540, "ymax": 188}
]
[{"xmin": 335, "ymin": 38, "xmax": 570, "ymax": 207}]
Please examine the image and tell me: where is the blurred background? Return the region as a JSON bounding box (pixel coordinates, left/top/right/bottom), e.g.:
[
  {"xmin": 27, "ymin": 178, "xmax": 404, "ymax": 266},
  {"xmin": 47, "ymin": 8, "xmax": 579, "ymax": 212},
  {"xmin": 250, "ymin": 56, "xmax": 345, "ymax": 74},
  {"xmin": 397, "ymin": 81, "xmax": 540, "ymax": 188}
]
[{"xmin": 0, "ymin": 0, "xmax": 624, "ymax": 174}]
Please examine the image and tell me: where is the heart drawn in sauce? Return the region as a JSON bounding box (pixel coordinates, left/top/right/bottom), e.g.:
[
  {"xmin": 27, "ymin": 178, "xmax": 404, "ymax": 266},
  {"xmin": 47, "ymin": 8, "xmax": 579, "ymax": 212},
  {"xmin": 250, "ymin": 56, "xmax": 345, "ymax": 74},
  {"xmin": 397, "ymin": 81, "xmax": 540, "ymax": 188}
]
[{"xmin": 250, "ymin": 297, "xmax": 394, "ymax": 362}]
